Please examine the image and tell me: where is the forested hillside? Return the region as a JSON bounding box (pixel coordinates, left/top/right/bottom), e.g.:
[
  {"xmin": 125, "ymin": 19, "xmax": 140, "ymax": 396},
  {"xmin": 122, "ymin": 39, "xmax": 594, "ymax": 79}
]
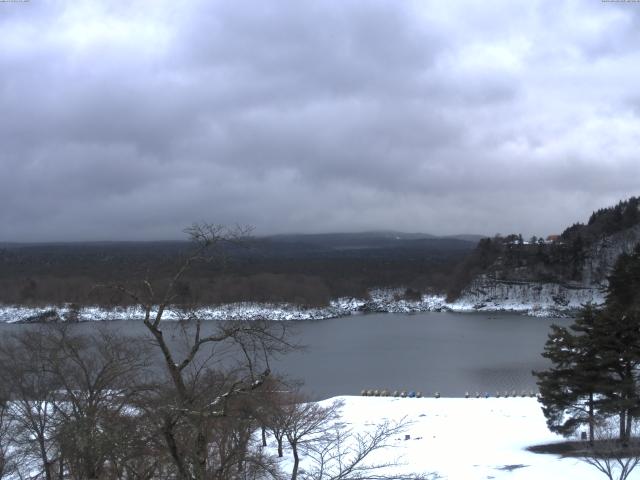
[
  {"xmin": 0, "ymin": 233, "xmax": 475, "ymax": 307},
  {"xmin": 448, "ymin": 196, "xmax": 640, "ymax": 302}
]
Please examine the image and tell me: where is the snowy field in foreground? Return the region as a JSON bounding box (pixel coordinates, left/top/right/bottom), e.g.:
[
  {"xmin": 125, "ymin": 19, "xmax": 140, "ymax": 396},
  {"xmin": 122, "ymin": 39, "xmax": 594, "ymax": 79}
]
[{"xmin": 283, "ymin": 396, "xmax": 613, "ymax": 480}]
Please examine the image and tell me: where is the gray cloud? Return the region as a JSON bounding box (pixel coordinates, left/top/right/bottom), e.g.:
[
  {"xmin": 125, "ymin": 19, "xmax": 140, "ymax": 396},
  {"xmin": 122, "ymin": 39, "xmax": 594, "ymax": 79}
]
[{"xmin": 1, "ymin": 0, "xmax": 639, "ymax": 241}]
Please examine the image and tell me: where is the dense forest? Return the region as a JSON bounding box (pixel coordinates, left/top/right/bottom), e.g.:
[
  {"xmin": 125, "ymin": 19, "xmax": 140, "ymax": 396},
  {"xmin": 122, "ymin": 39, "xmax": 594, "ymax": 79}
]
[
  {"xmin": 561, "ymin": 196, "xmax": 640, "ymax": 243},
  {"xmin": 0, "ymin": 233, "xmax": 476, "ymax": 307}
]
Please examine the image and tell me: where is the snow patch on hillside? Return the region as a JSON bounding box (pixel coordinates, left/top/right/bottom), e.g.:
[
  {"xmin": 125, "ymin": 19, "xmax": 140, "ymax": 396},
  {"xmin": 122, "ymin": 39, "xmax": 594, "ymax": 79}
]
[{"xmin": 0, "ymin": 289, "xmax": 443, "ymax": 323}]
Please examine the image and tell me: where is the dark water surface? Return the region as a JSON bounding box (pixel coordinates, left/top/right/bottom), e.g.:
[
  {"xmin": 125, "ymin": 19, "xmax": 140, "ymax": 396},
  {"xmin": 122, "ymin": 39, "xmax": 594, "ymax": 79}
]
[
  {"xmin": 0, "ymin": 311, "xmax": 568, "ymax": 399},
  {"xmin": 275, "ymin": 311, "xmax": 569, "ymax": 399}
]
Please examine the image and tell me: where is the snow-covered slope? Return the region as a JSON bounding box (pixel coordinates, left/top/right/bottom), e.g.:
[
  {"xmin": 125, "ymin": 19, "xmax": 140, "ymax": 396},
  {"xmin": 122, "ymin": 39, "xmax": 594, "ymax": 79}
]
[
  {"xmin": 0, "ymin": 290, "xmax": 446, "ymax": 323},
  {"xmin": 0, "ymin": 302, "xmax": 352, "ymax": 323},
  {"xmin": 0, "ymin": 285, "xmax": 590, "ymax": 323},
  {"xmin": 279, "ymin": 396, "xmax": 609, "ymax": 480}
]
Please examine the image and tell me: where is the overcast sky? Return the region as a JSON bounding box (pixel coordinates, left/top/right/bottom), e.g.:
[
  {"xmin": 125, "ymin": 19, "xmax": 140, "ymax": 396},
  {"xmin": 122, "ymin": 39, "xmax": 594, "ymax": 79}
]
[{"xmin": 2, "ymin": 0, "xmax": 640, "ymax": 241}]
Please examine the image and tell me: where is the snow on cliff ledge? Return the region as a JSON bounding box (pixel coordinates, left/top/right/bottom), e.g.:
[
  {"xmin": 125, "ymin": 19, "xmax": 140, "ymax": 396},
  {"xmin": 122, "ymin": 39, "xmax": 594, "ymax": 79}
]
[
  {"xmin": 0, "ymin": 286, "xmax": 597, "ymax": 323},
  {"xmin": 452, "ymin": 278, "xmax": 605, "ymax": 317}
]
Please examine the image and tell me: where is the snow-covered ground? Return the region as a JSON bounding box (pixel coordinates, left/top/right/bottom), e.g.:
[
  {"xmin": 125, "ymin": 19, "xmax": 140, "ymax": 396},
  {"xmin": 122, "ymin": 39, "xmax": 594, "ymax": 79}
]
[
  {"xmin": 0, "ymin": 301, "xmax": 358, "ymax": 323},
  {"xmin": 0, "ymin": 287, "xmax": 586, "ymax": 323},
  {"xmin": 279, "ymin": 396, "xmax": 611, "ymax": 480}
]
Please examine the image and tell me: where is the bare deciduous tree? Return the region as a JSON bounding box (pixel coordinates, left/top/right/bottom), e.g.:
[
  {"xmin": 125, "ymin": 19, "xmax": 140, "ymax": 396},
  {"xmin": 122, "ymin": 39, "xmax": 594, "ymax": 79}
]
[
  {"xmin": 103, "ymin": 223, "xmax": 294, "ymax": 480},
  {"xmin": 44, "ymin": 325, "xmax": 152, "ymax": 480},
  {"xmin": 0, "ymin": 328, "xmax": 62, "ymax": 480},
  {"xmin": 302, "ymin": 418, "xmax": 439, "ymax": 480},
  {"xmin": 0, "ymin": 392, "xmax": 17, "ymax": 480},
  {"xmin": 261, "ymin": 394, "xmax": 436, "ymax": 480},
  {"xmin": 0, "ymin": 325, "xmax": 153, "ymax": 480},
  {"xmin": 281, "ymin": 396, "xmax": 342, "ymax": 480},
  {"xmin": 580, "ymin": 423, "xmax": 640, "ymax": 480},
  {"xmin": 260, "ymin": 380, "xmax": 304, "ymax": 459}
]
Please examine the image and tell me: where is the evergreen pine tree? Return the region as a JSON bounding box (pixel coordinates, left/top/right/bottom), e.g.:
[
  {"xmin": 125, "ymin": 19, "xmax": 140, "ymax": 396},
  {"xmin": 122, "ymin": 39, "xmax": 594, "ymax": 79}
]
[
  {"xmin": 535, "ymin": 305, "xmax": 603, "ymax": 443},
  {"xmin": 592, "ymin": 245, "xmax": 640, "ymax": 442},
  {"xmin": 536, "ymin": 243, "xmax": 640, "ymax": 443}
]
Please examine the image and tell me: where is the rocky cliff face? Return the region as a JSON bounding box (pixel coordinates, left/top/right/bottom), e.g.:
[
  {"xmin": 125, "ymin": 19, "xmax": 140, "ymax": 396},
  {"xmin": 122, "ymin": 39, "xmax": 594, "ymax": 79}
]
[
  {"xmin": 455, "ymin": 276, "xmax": 604, "ymax": 314},
  {"xmin": 581, "ymin": 223, "xmax": 640, "ymax": 286},
  {"xmin": 456, "ymin": 224, "xmax": 640, "ymax": 314}
]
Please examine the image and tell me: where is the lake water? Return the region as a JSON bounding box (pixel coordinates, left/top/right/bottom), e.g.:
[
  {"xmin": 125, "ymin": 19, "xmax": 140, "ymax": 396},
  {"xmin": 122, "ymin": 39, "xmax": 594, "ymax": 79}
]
[
  {"xmin": 0, "ymin": 311, "xmax": 568, "ymax": 399},
  {"xmin": 275, "ymin": 311, "xmax": 568, "ymax": 399}
]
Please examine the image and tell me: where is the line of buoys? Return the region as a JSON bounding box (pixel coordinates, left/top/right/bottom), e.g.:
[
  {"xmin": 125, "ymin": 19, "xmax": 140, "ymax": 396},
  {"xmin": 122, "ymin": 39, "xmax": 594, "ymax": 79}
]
[
  {"xmin": 361, "ymin": 389, "xmax": 538, "ymax": 398},
  {"xmin": 495, "ymin": 390, "xmax": 537, "ymax": 398},
  {"xmin": 359, "ymin": 389, "xmax": 425, "ymax": 398}
]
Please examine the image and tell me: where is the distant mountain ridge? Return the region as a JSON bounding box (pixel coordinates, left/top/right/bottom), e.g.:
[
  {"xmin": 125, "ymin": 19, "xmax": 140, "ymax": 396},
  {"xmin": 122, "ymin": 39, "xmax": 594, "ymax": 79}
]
[
  {"xmin": 0, "ymin": 230, "xmax": 484, "ymax": 246},
  {"xmin": 262, "ymin": 231, "xmax": 483, "ymax": 250},
  {"xmin": 1, "ymin": 231, "xmax": 484, "ymax": 249}
]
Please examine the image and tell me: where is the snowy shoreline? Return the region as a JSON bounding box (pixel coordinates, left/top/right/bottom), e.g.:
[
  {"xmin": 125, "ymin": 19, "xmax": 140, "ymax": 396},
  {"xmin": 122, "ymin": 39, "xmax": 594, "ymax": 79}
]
[
  {"xmin": 0, "ymin": 288, "xmax": 583, "ymax": 323},
  {"xmin": 297, "ymin": 396, "xmax": 605, "ymax": 479}
]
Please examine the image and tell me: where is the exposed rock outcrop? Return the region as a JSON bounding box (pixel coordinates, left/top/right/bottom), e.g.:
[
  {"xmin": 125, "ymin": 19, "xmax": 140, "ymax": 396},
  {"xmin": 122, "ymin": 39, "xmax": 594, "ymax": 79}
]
[
  {"xmin": 456, "ymin": 223, "xmax": 640, "ymax": 314},
  {"xmin": 454, "ymin": 276, "xmax": 604, "ymax": 315},
  {"xmin": 581, "ymin": 224, "xmax": 640, "ymax": 286}
]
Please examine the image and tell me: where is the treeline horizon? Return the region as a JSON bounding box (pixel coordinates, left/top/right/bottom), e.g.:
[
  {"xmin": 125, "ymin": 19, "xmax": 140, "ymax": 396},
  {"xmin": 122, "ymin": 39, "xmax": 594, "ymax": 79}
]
[
  {"xmin": 0, "ymin": 234, "xmax": 475, "ymax": 308},
  {"xmin": 2, "ymin": 196, "xmax": 638, "ymax": 309}
]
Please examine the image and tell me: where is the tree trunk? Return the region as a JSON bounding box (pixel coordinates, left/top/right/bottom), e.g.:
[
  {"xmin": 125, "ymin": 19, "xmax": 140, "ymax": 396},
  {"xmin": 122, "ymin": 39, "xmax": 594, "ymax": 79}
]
[
  {"xmin": 144, "ymin": 321, "xmax": 188, "ymax": 401},
  {"xmin": 163, "ymin": 419, "xmax": 191, "ymax": 480},
  {"xmin": 262, "ymin": 426, "xmax": 267, "ymax": 447},
  {"xmin": 277, "ymin": 437, "xmax": 283, "ymax": 458},
  {"xmin": 291, "ymin": 443, "xmax": 299, "ymax": 480},
  {"xmin": 588, "ymin": 393, "xmax": 594, "ymax": 446},
  {"xmin": 195, "ymin": 428, "xmax": 208, "ymax": 480},
  {"xmin": 38, "ymin": 436, "xmax": 52, "ymax": 480},
  {"xmin": 238, "ymin": 429, "xmax": 249, "ymax": 474}
]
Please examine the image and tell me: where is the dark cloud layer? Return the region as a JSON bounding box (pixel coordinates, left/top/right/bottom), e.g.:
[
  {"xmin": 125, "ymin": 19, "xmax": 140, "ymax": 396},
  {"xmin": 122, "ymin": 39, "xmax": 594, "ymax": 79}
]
[{"xmin": 1, "ymin": 0, "xmax": 639, "ymax": 241}]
